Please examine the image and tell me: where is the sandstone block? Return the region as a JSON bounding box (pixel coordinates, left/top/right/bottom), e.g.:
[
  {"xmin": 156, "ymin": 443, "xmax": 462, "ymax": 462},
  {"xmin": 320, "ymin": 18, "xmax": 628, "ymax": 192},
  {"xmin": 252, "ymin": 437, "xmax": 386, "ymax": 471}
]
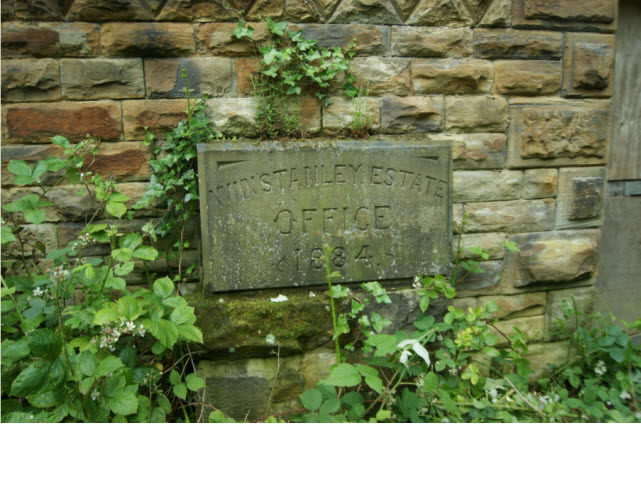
[
  {"xmin": 1, "ymin": 23, "xmax": 59, "ymax": 57},
  {"xmin": 477, "ymin": 0, "xmax": 511, "ymax": 27},
  {"xmin": 514, "ymin": 0, "xmax": 616, "ymax": 28},
  {"xmin": 2, "ymin": 144, "xmax": 64, "ymax": 186},
  {"xmin": 156, "ymin": 0, "xmax": 237, "ymax": 21},
  {"xmin": 473, "ymin": 29, "xmax": 563, "ymax": 59},
  {"xmin": 122, "ymin": 99, "xmax": 188, "ymax": 141},
  {"xmin": 350, "ymin": 57, "xmax": 410, "ymax": 96},
  {"xmin": 453, "ymin": 170, "xmax": 522, "ymax": 203},
  {"xmin": 2, "ymin": 223, "xmax": 58, "ymax": 259},
  {"xmin": 526, "ymin": 340, "xmax": 575, "ymax": 381},
  {"xmin": 463, "ymin": 199, "xmax": 555, "ymax": 233},
  {"xmin": 445, "ymin": 96, "xmax": 508, "ymax": 132},
  {"xmin": 391, "ymin": 26, "xmax": 472, "ymax": 57},
  {"xmin": 50, "ymin": 22, "xmax": 101, "ymax": 57},
  {"xmin": 509, "ymin": 229, "xmax": 600, "ymax": 287},
  {"xmin": 205, "ymin": 98, "xmax": 259, "ymax": 138},
  {"xmin": 1, "ymin": 58, "xmax": 60, "ymax": 102},
  {"xmin": 562, "ymin": 33, "xmax": 615, "ymax": 97},
  {"xmin": 523, "ymin": 169, "xmax": 558, "ymax": 199},
  {"xmin": 381, "ymin": 96, "xmax": 443, "ymax": 133},
  {"xmin": 236, "ymin": 58, "xmax": 260, "ymax": 96},
  {"xmin": 452, "ymin": 232, "xmax": 508, "ymax": 260},
  {"xmin": 198, "ymin": 23, "xmax": 269, "ymax": 57},
  {"xmin": 407, "ymin": 0, "xmax": 474, "ymax": 26},
  {"xmin": 285, "ymin": 0, "xmax": 323, "ymax": 22},
  {"xmin": 322, "ymin": 97, "xmax": 380, "ymax": 135},
  {"xmin": 66, "ymin": 0, "xmax": 153, "ymax": 21},
  {"xmin": 145, "ymin": 58, "xmax": 234, "ymax": 99},
  {"xmin": 453, "ymin": 204, "xmax": 465, "ymax": 234},
  {"xmin": 13, "ymin": 0, "xmax": 64, "ymax": 20},
  {"xmin": 430, "ymin": 133, "xmax": 506, "ymax": 169},
  {"xmin": 494, "ymin": 60, "xmax": 561, "ymax": 95},
  {"xmin": 61, "ymin": 59, "xmax": 144, "ymax": 100},
  {"xmin": 301, "ymin": 24, "xmax": 391, "ymax": 56},
  {"xmin": 330, "ymin": 0, "xmax": 403, "ymax": 24},
  {"xmin": 412, "ymin": 58, "xmax": 492, "ymax": 94},
  {"xmin": 508, "ymin": 102, "xmax": 610, "ymax": 168},
  {"xmin": 494, "ymin": 315, "xmax": 545, "ymax": 345},
  {"xmin": 2, "ymin": 101, "xmax": 121, "ymax": 144},
  {"xmin": 555, "ymin": 167, "xmax": 606, "ymax": 230},
  {"xmin": 546, "ymin": 287, "xmax": 596, "ymax": 339},
  {"xmin": 101, "ymin": 23, "xmax": 195, "ymax": 57},
  {"xmin": 481, "ymin": 292, "xmax": 546, "ymax": 319},
  {"xmin": 86, "ymin": 142, "xmax": 152, "ymax": 182},
  {"xmin": 11, "ymin": 185, "xmax": 91, "ymax": 222},
  {"xmin": 456, "ymin": 260, "xmax": 503, "ymax": 293},
  {"xmin": 243, "ymin": 0, "xmax": 285, "ymax": 20}
]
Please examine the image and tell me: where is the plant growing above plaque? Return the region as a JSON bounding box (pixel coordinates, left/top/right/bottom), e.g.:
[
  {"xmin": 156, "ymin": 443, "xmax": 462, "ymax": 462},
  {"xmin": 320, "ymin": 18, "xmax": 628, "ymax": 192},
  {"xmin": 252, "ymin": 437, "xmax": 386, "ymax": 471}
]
[{"xmin": 198, "ymin": 140, "xmax": 452, "ymax": 292}]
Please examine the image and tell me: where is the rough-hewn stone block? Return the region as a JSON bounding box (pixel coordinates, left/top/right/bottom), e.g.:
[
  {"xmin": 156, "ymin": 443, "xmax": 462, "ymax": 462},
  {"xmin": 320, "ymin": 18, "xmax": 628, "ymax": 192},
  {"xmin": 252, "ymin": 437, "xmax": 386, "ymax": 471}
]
[
  {"xmin": 391, "ymin": 26, "xmax": 472, "ymax": 57},
  {"xmin": 477, "ymin": 0, "xmax": 511, "ymax": 27},
  {"xmin": 430, "ymin": 133, "xmax": 506, "ymax": 169},
  {"xmin": 495, "ymin": 315, "xmax": 545, "ymax": 344},
  {"xmin": 508, "ymin": 101, "xmax": 610, "ymax": 168},
  {"xmin": 122, "ymin": 99, "xmax": 188, "ymax": 141},
  {"xmin": 235, "ymin": 58, "xmax": 260, "ymax": 97},
  {"xmin": 463, "ymin": 199, "xmax": 555, "ymax": 233},
  {"xmin": 101, "ymin": 23, "xmax": 195, "ymax": 57},
  {"xmin": 301, "ymin": 24, "xmax": 390, "ymax": 56},
  {"xmin": 198, "ymin": 23, "xmax": 269, "ymax": 57},
  {"xmin": 481, "ymin": 292, "xmax": 546, "ymax": 319},
  {"xmin": 205, "ymin": 98, "xmax": 259, "ymax": 138},
  {"xmin": 61, "ymin": 59, "xmax": 144, "ymax": 100},
  {"xmin": 381, "ymin": 96, "xmax": 443, "ymax": 133},
  {"xmin": 2, "ymin": 223, "xmax": 58, "ymax": 259},
  {"xmin": 562, "ymin": 33, "xmax": 615, "ymax": 97},
  {"xmin": 156, "ymin": 0, "xmax": 237, "ymax": 21},
  {"xmin": 453, "ymin": 170, "xmax": 522, "ymax": 203},
  {"xmin": 145, "ymin": 58, "xmax": 234, "ymax": 99},
  {"xmin": 407, "ymin": 0, "xmax": 474, "ymax": 26},
  {"xmin": 512, "ymin": 0, "xmax": 617, "ymax": 32},
  {"xmin": 555, "ymin": 167, "xmax": 606, "ymax": 230},
  {"xmin": 452, "ymin": 232, "xmax": 507, "ymax": 260},
  {"xmin": 473, "ymin": 29, "xmax": 563, "ymax": 59},
  {"xmin": 494, "ymin": 60, "xmax": 561, "ymax": 95},
  {"xmin": 412, "ymin": 58, "xmax": 492, "ymax": 94},
  {"xmin": 456, "ymin": 260, "xmax": 503, "ymax": 292},
  {"xmin": 1, "ymin": 58, "xmax": 60, "ymax": 102},
  {"xmin": 509, "ymin": 229, "xmax": 600, "ymax": 287},
  {"xmin": 351, "ymin": 57, "xmax": 410, "ymax": 96},
  {"xmin": 330, "ymin": 0, "xmax": 403, "ymax": 25},
  {"xmin": 1, "ymin": 23, "xmax": 59, "ymax": 57},
  {"xmin": 66, "ymin": 0, "xmax": 153, "ymax": 21},
  {"xmin": 2, "ymin": 101, "xmax": 122, "ymax": 144},
  {"xmin": 526, "ymin": 340, "xmax": 574, "ymax": 380},
  {"xmin": 13, "ymin": 0, "xmax": 64, "ymax": 20},
  {"xmin": 523, "ymin": 169, "xmax": 558, "ymax": 199},
  {"xmin": 2, "ymin": 144, "xmax": 64, "ymax": 186},
  {"xmin": 545, "ymin": 287, "xmax": 596, "ymax": 339},
  {"xmin": 86, "ymin": 142, "xmax": 152, "ymax": 182},
  {"xmin": 445, "ymin": 96, "xmax": 508, "ymax": 132},
  {"xmin": 285, "ymin": 0, "xmax": 323, "ymax": 22},
  {"xmin": 322, "ymin": 97, "xmax": 380, "ymax": 135}
]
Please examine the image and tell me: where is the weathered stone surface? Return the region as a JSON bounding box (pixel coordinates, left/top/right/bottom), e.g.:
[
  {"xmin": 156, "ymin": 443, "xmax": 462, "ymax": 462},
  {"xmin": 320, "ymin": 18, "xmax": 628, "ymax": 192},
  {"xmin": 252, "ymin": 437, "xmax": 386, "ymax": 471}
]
[
  {"xmin": 508, "ymin": 102, "xmax": 610, "ymax": 168},
  {"xmin": 1, "ymin": 58, "xmax": 60, "ymax": 102},
  {"xmin": 366, "ymin": 289, "xmax": 448, "ymax": 333},
  {"xmin": 555, "ymin": 167, "xmax": 606, "ymax": 229},
  {"xmin": 512, "ymin": 0, "xmax": 617, "ymax": 32},
  {"xmin": 412, "ymin": 58, "xmax": 492, "ymax": 94},
  {"xmin": 11, "ymin": 185, "xmax": 91, "ymax": 222},
  {"xmin": 285, "ymin": 0, "xmax": 323, "ymax": 22},
  {"xmin": 2, "ymin": 144, "xmax": 64, "ymax": 186},
  {"xmin": 2, "ymin": 223, "xmax": 58, "ymax": 259},
  {"xmin": 322, "ymin": 97, "xmax": 380, "ymax": 135},
  {"xmin": 330, "ymin": 0, "xmax": 402, "ymax": 24},
  {"xmin": 381, "ymin": 96, "xmax": 443, "ymax": 133},
  {"xmin": 156, "ymin": 0, "xmax": 237, "ymax": 21},
  {"xmin": 523, "ymin": 169, "xmax": 558, "ymax": 199},
  {"xmin": 494, "ymin": 60, "xmax": 561, "ymax": 95},
  {"xmin": 510, "ymin": 229, "xmax": 600, "ymax": 287},
  {"xmin": 391, "ymin": 26, "xmax": 472, "ymax": 57},
  {"xmin": 101, "ymin": 23, "xmax": 196, "ymax": 57},
  {"xmin": 445, "ymin": 96, "xmax": 508, "ymax": 132},
  {"xmin": 244, "ymin": 0, "xmax": 285, "ymax": 20},
  {"xmin": 198, "ymin": 23, "xmax": 269, "ymax": 57},
  {"xmin": 205, "ymin": 98, "xmax": 260, "ymax": 137},
  {"xmin": 122, "ymin": 99, "xmax": 188, "ymax": 141},
  {"xmin": 350, "ymin": 57, "xmax": 410, "ymax": 96},
  {"xmin": 2, "ymin": 101, "xmax": 121, "ymax": 144},
  {"xmin": 456, "ymin": 260, "xmax": 503, "ymax": 292},
  {"xmin": 66, "ymin": 0, "xmax": 153, "ymax": 21},
  {"xmin": 481, "ymin": 292, "xmax": 546, "ymax": 319},
  {"xmin": 526, "ymin": 340, "xmax": 574, "ymax": 380},
  {"xmin": 198, "ymin": 140, "xmax": 451, "ymax": 291},
  {"xmin": 86, "ymin": 142, "xmax": 152, "ymax": 182},
  {"xmin": 545, "ymin": 287, "xmax": 596, "ymax": 339},
  {"xmin": 473, "ymin": 29, "xmax": 563, "ymax": 59},
  {"xmin": 453, "ymin": 204, "xmax": 464, "ymax": 234},
  {"xmin": 13, "ymin": 0, "xmax": 64, "ymax": 20},
  {"xmin": 407, "ymin": 0, "xmax": 474, "ymax": 26},
  {"xmin": 50, "ymin": 22, "xmax": 100, "ymax": 57},
  {"xmin": 430, "ymin": 133, "xmax": 506, "ymax": 169},
  {"xmin": 235, "ymin": 58, "xmax": 260, "ymax": 96},
  {"xmin": 60, "ymin": 59, "xmax": 144, "ymax": 100},
  {"xmin": 563, "ymin": 33, "xmax": 615, "ymax": 97},
  {"xmin": 452, "ymin": 232, "xmax": 508, "ymax": 260},
  {"xmin": 145, "ymin": 58, "xmax": 234, "ymax": 98},
  {"xmin": 463, "ymin": 199, "xmax": 555, "ymax": 233},
  {"xmin": 453, "ymin": 170, "xmax": 522, "ymax": 203},
  {"xmin": 301, "ymin": 24, "xmax": 390, "ymax": 56},
  {"xmin": 495, "ymin": 315, "xmax": 545, "ymax": 344},
  {"xmin": 1, "ymin": 23, "xmax": 59, "ymax": 57},
  {"xmin": 478, "ymin": 0, "xmax": 511, "ymax": 27}
]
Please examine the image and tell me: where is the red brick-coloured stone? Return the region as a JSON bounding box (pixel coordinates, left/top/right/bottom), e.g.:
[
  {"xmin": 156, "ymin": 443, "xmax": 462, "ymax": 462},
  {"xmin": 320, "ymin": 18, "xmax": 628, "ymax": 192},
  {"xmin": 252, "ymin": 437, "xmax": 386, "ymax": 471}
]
[
  {"xmin": 2, "ymin": 101, "xmax": 122, "ymax": 144},
  {"xmin": 122, "ymin": 99, "xmax": 188, "ymax": 141},
  {"xmin": 84, "ymin": 142, "xmax": 152, "ymax": 182},
  {"xmin": 1, "ymin": 23, "xmax": 59, "ymax": 57}
]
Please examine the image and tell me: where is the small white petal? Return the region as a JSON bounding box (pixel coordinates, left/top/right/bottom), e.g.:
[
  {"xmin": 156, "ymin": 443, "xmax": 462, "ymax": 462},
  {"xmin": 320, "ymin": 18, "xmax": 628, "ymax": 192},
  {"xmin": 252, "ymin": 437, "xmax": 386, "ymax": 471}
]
[
  {"xmin": 270, "ymin": 294, "xmax": 289, "ymax": 303},
  {"xmin": 412, "ymin": 343, "xmax": 431, "ymax": 367},
  {"xmin": 399, "ymin": 350, "xmax": 411, "ymax": 366},
  {"xmin": 397, "ymin": 339, "xmax": 417, "ymax": 349}
]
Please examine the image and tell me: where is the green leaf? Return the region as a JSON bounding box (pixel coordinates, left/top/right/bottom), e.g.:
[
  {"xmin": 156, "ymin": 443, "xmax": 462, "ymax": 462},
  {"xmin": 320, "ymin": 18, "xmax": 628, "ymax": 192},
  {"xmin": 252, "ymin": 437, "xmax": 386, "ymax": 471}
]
[
  {"xmin": 186, "ymin": 373, "xmax": 206, "ymax": 391},
  {"xmin": 437, "ymin": 390, "xmax": 461, "ymax": 416},
  {"xmin": 170, "ymin": 305, "xmax": 196, "ymax": 325},
  {"xmin": 96, "ymin": 356, "xmax": 124, "ymax": 377},
  {"xmin": 355, "ymin": 363, "xmax": 382, "ymax": 394},
  {"xmin": 108, "ymin": 391, "xmax": 138, "ymax": 416},
  {"xmin": 50, "ymin": 135, "xmax": 72, "ymax": 149},
  {"xmin": 319, "ymin": 398, "xmax": 341, "ymax": 416},
  {"xmin": 116, "ymin": 295, "xmax": 142, "ymax": 321},
  {"xmin": 173, "ymin": 383, "xmax": 187, "ymax": 400},
  {"xmin": 375, "ymin": 410, "xmax": 392, "ymax": 422},
  {"xmin": 133, "ymin": 246, "xmax": 158, "ymax": 261},
  {"xmin": 153, "ymin": 277, "xmax": 175, "ymax": 299},
  {"xmin": 300, "ymin": 389, "xmax": 323, "ymax": 411},
  {"xmin": 10, "ymin": 360, "xmax": 50, "ymax": 397},
  {"xmin": 150, "ymin": 318, "xmax": 178, "ymax": 348},
  {"xmin": 176, "ymin": 324, "xmax": 203, "ymax": 343},
  {"xmin": 27, "ymin": 329, "xmax": 62, "ymax": 361},
  {"xmin": 423, "ymin": 371, "xmax": 439, "ymax": 393},
  {"xmin": 8, "ymin": 160, "xmax": 32, "ymax": 177},
  {"xmin": 419, "ymin": 295, "xmax": 430, "ymax": 312},
  {"xmin": 169, "ymin": 369, "xmax": 181, "ymax": 386},
  {"xmin": 24, "ymin": 208, "xmax": 46, "ymax": 225},
  {"xmin": 106, "ymin": 201, "xmax": 126, "ymax": 218},
  {"xmin": 1, "ymin": 338, "xmax": 30, "ymax": 363},
  {"xmin": 119, "ymin": 233, "xmax": 142, "ymax": 250},
  {"xmin": 326, "ymin": 363, "xmax": 361, "ymax": 388},
  {"xmin": 77, "ymin": 351, "xmax": 97, "ymax": 377},
  {"xmin": 209, "ymin": 410, "xmax": 236, "ymax": 423},
  {"xmin": 94, "ymin": 308, "xmax": 118, "ymax": 326}
]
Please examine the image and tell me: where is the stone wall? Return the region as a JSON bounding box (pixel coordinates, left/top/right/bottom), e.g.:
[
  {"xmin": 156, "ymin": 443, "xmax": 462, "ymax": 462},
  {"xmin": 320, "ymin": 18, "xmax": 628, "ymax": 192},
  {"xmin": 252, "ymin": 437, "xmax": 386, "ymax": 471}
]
[{"xmin": 1, "ymin": 0, "xmax": 619, "ymax": 420}]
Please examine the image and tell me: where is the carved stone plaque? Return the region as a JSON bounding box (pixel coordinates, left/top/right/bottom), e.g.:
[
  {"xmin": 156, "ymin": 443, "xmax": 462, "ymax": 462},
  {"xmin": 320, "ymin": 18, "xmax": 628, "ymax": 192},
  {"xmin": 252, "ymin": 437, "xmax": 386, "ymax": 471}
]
[{"xmin": 198, "ymin": 140, "xmax": 451, "ymax": 292}]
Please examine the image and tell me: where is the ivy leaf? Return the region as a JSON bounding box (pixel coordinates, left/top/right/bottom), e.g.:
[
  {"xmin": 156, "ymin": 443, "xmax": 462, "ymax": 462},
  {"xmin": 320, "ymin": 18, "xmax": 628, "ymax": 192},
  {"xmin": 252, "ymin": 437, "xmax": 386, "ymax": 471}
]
[
  {"xmin": 326, "ymin": 363, "xmax": 361, "ymax": 388},
  {"xmin": 108, "ymin": 391, "xmax": 138, "ymax": 416}
]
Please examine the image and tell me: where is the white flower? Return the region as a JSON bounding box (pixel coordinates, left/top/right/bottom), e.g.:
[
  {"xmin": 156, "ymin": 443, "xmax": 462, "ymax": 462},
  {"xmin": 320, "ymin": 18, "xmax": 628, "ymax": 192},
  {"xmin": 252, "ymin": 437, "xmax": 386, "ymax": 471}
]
[
  {"xmin": 397, "ymin": 339, "xmax": 431, "ymax": 367},
  {"xmin": 265, "ymin": 334, "xmax": 276, "ymax": 346},
  {"xmin": 270, "ymin": 294, "xmax": 288, "ymax": 303},
  {"xmin": 32, "ymin": 287, "xmax": 44, "ymax": 296},
  {"xmin": 412, "ymin": 276, "xmax": 422, "ymax": 289},
  {"xmin": 594, "ymin": 360, "xmax": 607, "ymax": 376},
  {"xmin": 309, "ymin": 291, "xmax": 316, "ymax": 298},
  {"xmin": 620, "ymin": 390, "xmax": 631, "ymax": 400}
]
